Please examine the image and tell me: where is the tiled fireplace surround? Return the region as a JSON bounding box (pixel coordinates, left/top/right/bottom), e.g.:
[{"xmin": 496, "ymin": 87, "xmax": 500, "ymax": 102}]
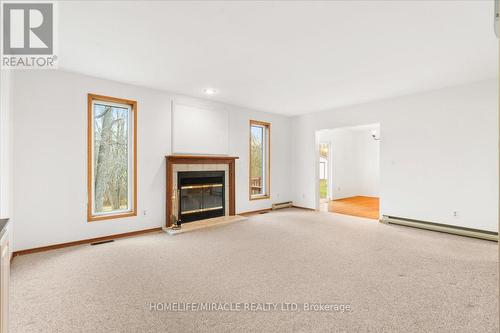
[{"xmin": 165, "ymin": 155, "xmax": 238, "ymax": 228}]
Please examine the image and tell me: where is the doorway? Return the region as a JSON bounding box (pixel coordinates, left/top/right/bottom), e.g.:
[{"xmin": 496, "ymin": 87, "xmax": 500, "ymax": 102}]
[
  {"xmin": 316, "ymin": 124, "xmax": 381, "ymax": 219},
  {"xmin": 319, "ymin": 143, "xmax": 330, "ymax": 211}
]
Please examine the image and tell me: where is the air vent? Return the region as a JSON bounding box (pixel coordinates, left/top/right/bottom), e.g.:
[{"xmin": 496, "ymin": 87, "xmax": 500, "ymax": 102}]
[{"xmin": 90, "ymin": 240, "xmax": 114, "ymax": 246}]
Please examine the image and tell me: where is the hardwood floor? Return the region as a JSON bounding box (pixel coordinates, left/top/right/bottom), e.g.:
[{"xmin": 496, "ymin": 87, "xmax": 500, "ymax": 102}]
[{"xmin": 327, "ymin": 196, "xmax": 380, "ymax": 219}]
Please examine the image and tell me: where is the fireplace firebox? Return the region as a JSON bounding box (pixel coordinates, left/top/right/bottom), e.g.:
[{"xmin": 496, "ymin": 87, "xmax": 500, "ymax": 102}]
[{"xmin": 178, "ymin": 171, "xmax": 225, "ymax": 223}]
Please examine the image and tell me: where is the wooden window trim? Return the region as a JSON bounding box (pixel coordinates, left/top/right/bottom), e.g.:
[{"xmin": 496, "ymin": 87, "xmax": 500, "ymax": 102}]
[
  {"xmin": 87, "ymin": 93, "xmax": 137, "ymax": 222},
  {"xmin": 249, "ymin": 120, "xmax": 271, "ymax": 201}
]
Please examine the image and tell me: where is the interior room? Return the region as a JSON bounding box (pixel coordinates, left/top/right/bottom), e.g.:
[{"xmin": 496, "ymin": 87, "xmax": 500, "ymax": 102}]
[
  {"xmin": 0, "ymin": 1, "xmax": 498, "ymax": 332},
  {"xmin": 316, "ymin": 124, "xmax": 380, "ymax": 219}
]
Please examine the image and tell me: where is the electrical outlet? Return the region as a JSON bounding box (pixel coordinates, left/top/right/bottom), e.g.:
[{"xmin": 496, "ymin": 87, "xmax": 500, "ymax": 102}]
[
  {"xmin": 143, "ymin": 210, "xmax": 147, "ymax": 216},
  {"xmin": 453, "ymin": 211, "xmax": 458, "ymax": 218}
]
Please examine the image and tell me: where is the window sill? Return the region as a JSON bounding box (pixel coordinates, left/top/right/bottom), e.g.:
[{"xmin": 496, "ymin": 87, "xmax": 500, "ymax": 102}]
[
  {"xmin": 249, "ymin": 195, "xmax": 270, "ymax": 201},
  {"xmin": 88, "ymin": 211, "xmax": 137, "ymax": 222}
]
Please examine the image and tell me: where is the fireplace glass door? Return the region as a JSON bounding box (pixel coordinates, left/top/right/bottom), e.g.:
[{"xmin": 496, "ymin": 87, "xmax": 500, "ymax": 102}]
[
  {"xmin": 180, "ymin": 184, "xmax": 223, "ymax": 214},
  {"xmin": 178, "ymin": 171, "xmax": 225, "ymax": 223}
]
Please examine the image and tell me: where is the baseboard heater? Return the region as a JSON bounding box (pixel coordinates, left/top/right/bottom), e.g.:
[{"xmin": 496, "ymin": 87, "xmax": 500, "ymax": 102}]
[
  {"xmin": 381, "ymin": 215, "xmax": 498, "ymax": 242},
  {"xmin": 272, "ymin": 201, "xmax": 293, "ymax": 210}
]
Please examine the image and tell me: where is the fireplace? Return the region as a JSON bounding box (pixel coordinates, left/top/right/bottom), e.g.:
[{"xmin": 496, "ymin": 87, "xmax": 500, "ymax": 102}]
[
  {"xmin": 165, "ymin": 155, "xmax": 238, "ymax": 228},
  {"xmin": 178, "ymin": 171, "xmax": 225, "ymax": 223}
]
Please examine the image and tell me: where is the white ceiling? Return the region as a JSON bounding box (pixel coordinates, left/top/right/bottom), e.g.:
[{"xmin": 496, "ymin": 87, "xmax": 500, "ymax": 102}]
[
  {"xmin": 318, "ymin": 123, "xmax": 379, "ymax": 136},
  {"xmin": 59, "ymin": 1, "xmax": 498, "ymax": 116}
]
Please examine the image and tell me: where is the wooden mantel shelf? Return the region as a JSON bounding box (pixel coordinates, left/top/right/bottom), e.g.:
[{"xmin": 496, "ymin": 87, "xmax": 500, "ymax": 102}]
[
  {"xmin": 166, "ymin": 155, "xmax": 239, "ymax": 163},
  {"xmin": 165, "ymin": 155, "xmax": 239, "ymax": 228}
]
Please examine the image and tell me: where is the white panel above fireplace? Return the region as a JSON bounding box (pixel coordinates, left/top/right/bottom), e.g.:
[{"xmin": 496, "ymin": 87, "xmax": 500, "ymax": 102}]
[{"xmin": 172, "ymin": 102, "xmax": 229, "ymax": 155}]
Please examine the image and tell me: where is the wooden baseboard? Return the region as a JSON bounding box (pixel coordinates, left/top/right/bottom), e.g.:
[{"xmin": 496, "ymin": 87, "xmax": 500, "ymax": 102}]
[
  {"xmin": 292, "ymin": 205, "xmax": 316, "ymax": 211},
  {"xmin": 13, "ymin": 227, "xmax": 162, "ymax": 257},
  {"xmin": 238, "ymin": 208, "xmax": 272, "ymax": 216}
]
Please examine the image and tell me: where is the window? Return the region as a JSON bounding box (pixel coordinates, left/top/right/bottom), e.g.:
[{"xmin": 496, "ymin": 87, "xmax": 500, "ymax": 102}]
[
  {"xmin": 319, "ymin": 160, "xmax": 327, "ymax": 180},
  {"xmin": 319, "ymin": 143, "xmax": 329, "ymax": 200},
  {"xmin": 87, "ymin": 94, "xmax": 137, "ymax": 221},
  {"xmin": 249, "ymin": 120, "xmax": 270, "ymax": 200}
]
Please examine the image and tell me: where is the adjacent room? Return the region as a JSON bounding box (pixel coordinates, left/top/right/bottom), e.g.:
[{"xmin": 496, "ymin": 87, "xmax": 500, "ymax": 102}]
[
  {"xmin": 0, "ymin": 1, "xmax": 498, "ymax": 332},
  {"xmin": 316, "ymin": 124, "xmax": 381, "ymax": 219}
]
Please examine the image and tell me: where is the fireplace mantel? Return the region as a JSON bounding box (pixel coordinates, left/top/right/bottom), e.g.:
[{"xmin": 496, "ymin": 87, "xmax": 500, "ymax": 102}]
[
  {"xmin": 165, "ymin": 155, "xmax": 239, "ymax": 228},
  {"xmin": 166, "ymin": 155, "xmax": 239, "ymax": 164}
]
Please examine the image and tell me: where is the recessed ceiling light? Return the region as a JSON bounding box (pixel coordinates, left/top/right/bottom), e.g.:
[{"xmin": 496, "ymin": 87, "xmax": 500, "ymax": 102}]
[{"xmin": 204, "ymin": 88, "xmax": 217, "ymax": 96}]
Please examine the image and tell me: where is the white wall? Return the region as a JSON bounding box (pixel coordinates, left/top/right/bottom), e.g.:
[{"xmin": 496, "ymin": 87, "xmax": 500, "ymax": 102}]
[
  {"xmin": 0, "ymin": 70, "xmax": 13, "ymax": 218},
  {"xmin": 318, "ymin": 126, "xmax": 380, "ymax": 200},
  {"xmin": 0, "ymin": 69, "xmax": 14, "ymax": 253},
  {"xmin": 10, "ymin": 70, "xmax": 291, "ymax": 251},
  {"xmin": 171, "ymin": 102, "xmax": 229, "ymax": 155},
  {"xmin": 292, "ymin": 79, "xmax": 498, "ymax": 232},
  {"xmin": 353, "ymin": 127, "xmax": 380, "ymax": 198}
]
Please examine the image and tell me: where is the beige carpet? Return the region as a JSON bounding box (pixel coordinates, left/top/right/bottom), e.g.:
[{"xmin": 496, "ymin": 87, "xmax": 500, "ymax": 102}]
[{"xmin": 10, "ymin": 209, "xmax": 498, "ymax": 332}]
